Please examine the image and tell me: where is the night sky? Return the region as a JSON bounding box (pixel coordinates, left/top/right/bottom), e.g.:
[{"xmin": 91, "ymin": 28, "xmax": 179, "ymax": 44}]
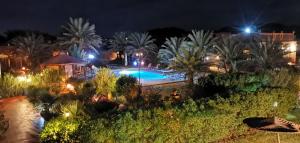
[{"xmin": 1, "ymin": 0, "xmax": 300, "ymax": 36}]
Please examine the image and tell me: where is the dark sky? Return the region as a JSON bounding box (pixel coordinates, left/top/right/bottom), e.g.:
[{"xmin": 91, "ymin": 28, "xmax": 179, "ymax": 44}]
[{"xmin": 1, "ymin": 0, "xmax": 300, "ymax": 36}]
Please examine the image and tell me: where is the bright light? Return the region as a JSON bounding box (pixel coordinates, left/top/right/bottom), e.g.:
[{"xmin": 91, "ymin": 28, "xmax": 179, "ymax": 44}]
[
  {"xmin": 88, "ymin": 54, "xmax": 95, "ymax": 59},
  {"xmin": 205, "ymin": 56, "xmax": 210, "ymax": 61},
  {"xmin": 21, "ymin": 67, "xmax": 26, "ymax": 70},
  {"xmin": 64, "ymin": 112, "xmax": 70, "ymax": 117},
  {"xmin": 216, "ymin": 56, "xmax": 220, "ymax": 60},
  {"xmin": 273, "ymin": 101, "xmax": 278, "ymax": 107},
  {"xmin": 244, "ymin": 27, "xmax": 252, "ymax": 34},
  {"xmin": 17, "ymin": 76, "xmax": 31, "ymax": 82},
  {"xmin": 17, "ymin": 76, "xmax": 26, "ymax": 81},
  {"xmin": 288, "ymin": 42, "xmax": 297, "ymax": 52},
  {"xmin": 288, "ymin": 62, "xmax": 294, "ymax": 65},
  {"xmin": 133, "ymin": 61, "xmax": 138, "ymax": 66},
  {"xmin": 66, "ymin": 83, "xmax": 75, "ymax": 91},
  {"xmin": 141, "ymin": 61, "xmax": 145, "ymax": 66},
  {"xmin": 135, "ymin": 52, "xmax": 143, "ymax": 57}
]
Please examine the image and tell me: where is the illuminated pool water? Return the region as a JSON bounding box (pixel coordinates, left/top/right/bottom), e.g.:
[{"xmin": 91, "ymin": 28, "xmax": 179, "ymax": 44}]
[{"xmin": 116, "ymin": 69, "xmax": 168, "ymax": 81}]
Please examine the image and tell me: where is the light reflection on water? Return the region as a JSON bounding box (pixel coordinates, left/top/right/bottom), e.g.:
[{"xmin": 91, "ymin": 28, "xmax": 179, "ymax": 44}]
[{"xmin": 0, "ymin": 96, "xmax": 42, "ymax": 143}]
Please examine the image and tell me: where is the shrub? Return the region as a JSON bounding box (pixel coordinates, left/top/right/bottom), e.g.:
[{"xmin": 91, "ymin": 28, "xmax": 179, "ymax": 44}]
[
  {"xmin": 0, "ymin": 74, "xmax": 25, "ymax": 98},
  {"xmin": 40, "ymin": 118, "xmax": 80, "ymax": 143},
  {"xmin": 42, "ymin": 86, "xmax": 297, "ymax": 143},
  {"xmin": 59, "ymin": 100, "xmax": 89, "ymax": 120},
  {"xmin": 116, "ymin": 75, "xmax": 138, "ymax": 97},
  {"xmin": 208, "ymin": 88, "xmax": 298, "ymax": 118},
  {"xmin": 94, "ymin": 68, "xmax": 117, "ymax": 98},
  {"xmin": 197, "ymin": 73, "xmax": 270, "ymax": 97},
  {"xmin": 33, "ymin": 68, "xmax": 64, "ymax": 94},
  {"xmin": 76, "ymin": 81, "xmax": 96, "ymax": 102},
  {"xmin": 267, "ymin": 68, "xmax": 294, "ymax": 88}
]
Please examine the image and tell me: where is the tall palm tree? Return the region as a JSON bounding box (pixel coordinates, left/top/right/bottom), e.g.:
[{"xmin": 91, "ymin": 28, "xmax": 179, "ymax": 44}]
[
  {"xmin": 68, "ymin": 46, "xmax": 87, "ymax": 59},
  {"xmin": 214, "ymin": 35, "xmax": 244, "ymax": 73},
  {"xmin": 128, "ymin": 32, "xmax": 156, "ymax": 61},
  {"xmin": 59, "ymin": 17, "xmax": 102, "ymax": 54},
  {"xmin": 158, "ymin": 37, "xmax": 185, "ymax": 65},
  {"xmin": 109, "ymin": 32, "xmax": 133, "ymax": 66},
  {"xmin": 158, "ymin": 30, "xmax": 215, "ymax": 85},
  {"xmin": 11, "ymin": 33, "xmax": 49, "ymax": 69},
  {"xmin": 250, "ymin": 37, "xmax": 288, "ymax": 70}
]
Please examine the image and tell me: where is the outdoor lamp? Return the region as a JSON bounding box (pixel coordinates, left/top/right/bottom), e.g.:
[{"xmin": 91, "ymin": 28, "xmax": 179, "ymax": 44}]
[{"xmin": 88, "ymin": 54, "xmax": 95, "ymax": 59}]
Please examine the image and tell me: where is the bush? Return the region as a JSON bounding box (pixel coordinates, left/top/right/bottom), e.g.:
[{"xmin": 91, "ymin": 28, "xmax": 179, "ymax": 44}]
[
  {"xmin": 267, "ymin": 68, "xmax": 294, "ymax": 88},
  {"xmin": 116, "ymin": 75, "xmax": 138, "ymax": 97},
  {"xmin": 208, "ymin": 88, "xmax": 298, "ymax": 118},
  {"xmin": 76, "ymin": 81, "xmax": 96, "ymax": 102},
  {"xmin": 94, "ymin": 68, "xmax": 117, "ymax": 98},
  {"xmin": 197, "ymin": 73, "xmax": 270, "ymax": 97},
  {"xmin": 40, "ymin": 118, "xmax": 81, "ymax": 143},
  {"xmin": 33, "ymin": 68, "xmax": 64, "ymax": 94},
  {"xmin": 43, "ymin": 87, "xmax": 297, "ymax": 142},
  {"xmin": 58, "ymin": 100, "xmax": 89, "ymax": 120},
  {"xmin": 0, "ymin": 74, "xmax": 28, "ymax": 98}
]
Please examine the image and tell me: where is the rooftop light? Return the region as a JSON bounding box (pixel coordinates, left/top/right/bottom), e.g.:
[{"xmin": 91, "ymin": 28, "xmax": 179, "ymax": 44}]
[
  {"xmin": 244, "ymin": 27, "xmax": 252, "ymax": 34},
  {"xmin": 88, "ymin": 54, "xmax": 95, "ymax": 59}
]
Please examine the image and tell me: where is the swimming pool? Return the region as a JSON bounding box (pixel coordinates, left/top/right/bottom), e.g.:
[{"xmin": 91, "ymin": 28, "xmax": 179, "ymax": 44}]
[
  {"xmin": 113, "ymin": 68, "xmax": 185, "ymax": 85},
  {"xmin": 116, "ymin": 69, "xmax": 167, "ymax": 81}
]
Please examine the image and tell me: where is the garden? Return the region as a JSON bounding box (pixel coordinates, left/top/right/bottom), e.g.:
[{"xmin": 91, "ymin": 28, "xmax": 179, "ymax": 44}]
[{"xmin": 0, "ymin": 17, "xmax": 299, "ymax": 143}]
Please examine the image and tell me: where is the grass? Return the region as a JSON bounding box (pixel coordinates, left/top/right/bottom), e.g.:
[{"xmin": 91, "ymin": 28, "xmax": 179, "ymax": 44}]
[
  {"xmin": 230, "ymin": 107, "xmax": 300, "ymax": 143},
  {"xmin": 229, "ymin": 131, "xmax": 300, "ymax": 143}
]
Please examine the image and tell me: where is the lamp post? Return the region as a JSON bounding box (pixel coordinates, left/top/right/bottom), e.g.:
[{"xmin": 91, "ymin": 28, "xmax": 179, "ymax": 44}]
[{"xmin": 135, "ymin": 52, "xmax": 143, "ymax": 85}]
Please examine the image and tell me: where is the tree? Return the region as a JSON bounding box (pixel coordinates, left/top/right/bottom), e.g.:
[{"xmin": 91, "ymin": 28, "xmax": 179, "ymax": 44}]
[
  {"xmin": 59, "ymin": 17, "xmax": 102, "ymax": 54},
  {"xmin": 11, "ymin": 33, "xmax": 50, "ymax": 69},
  {"xmin": 68, "ymin": 46, "xmax": 87, "ymax": 59},
  {"xmin": 158, "ymin": 37, "xmax": 185, "ymax": 65},
  {"xmin": 158, "ymin": 30, "xmax": 215, "ymax": 85},
  {"xmin": 109, "ymin": 32, "xmax": 133, "ymax": 66},
  {"xmin": 250, "ymin": 37, "xmax": 289, "ymax": 70},
  {"xmin": 128, "ymin": 32, "xmax": 157, "ymax": 62},
  {"xmin": 214, "ymin": 35, "xmax": 244, "ymax": 73}
]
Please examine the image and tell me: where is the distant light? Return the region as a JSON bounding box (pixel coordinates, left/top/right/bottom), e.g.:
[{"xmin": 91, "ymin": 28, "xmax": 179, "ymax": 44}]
[
  {"xmin": 66, "ymin": 83, "xmax": 75, "ymax": 91},
  {"xmin": 17, "ymin": 76, "xmax": 31, "ymax": 82},
  {"xmin": 64, "ymin": 112, "xmax": 70, "ymax": 117},
  {"xmin": 133, "ymin": 61, "xmax": 138, "ymax": 66},
  {"xmin": 21, "ymin": 67, "xmax": 26, "ymax": 70},
  {"xmin": 216, "ymin": 56, "xmax": 220, "ymax": 60},
  {"xmin": 141, "ymin": 61, "xmax": 145, "ymax": 66},
  {"xmin": 273, "ymin": 101, "xmax": 278, "ymax": 107},
  {"xmin": 288, "ymin": 62, "xmax": 294, "ymax": 65},
  {"xmin": 244, "ymin": 27, "xmax": 252, "ymax": 34},
  {"xmin": 88, "ymin": 54, "xmax": 95, "ymax": 59},
  {"xmin": 288, "ymin": 42, "xmax": 297, "ymax": 52},
  {"xmin": 17, "ymin": 76, "xmax": 26, "ymax": 81},
  {"xmin": 205, "ymin": 56, "xmax": 210, "ymax": 61}
]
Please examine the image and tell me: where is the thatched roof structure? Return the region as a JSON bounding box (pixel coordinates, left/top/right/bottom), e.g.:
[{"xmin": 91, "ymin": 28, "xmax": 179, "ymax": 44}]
[{"xmin": 42, "ymin": 55, "xmax": 86, "ymax": 65}]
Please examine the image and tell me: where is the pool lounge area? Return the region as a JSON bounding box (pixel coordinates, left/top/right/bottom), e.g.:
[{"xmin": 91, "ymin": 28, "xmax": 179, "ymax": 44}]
[{"xmin": 113, "ymin": 68, "xmax": 185, "ymax": 86}]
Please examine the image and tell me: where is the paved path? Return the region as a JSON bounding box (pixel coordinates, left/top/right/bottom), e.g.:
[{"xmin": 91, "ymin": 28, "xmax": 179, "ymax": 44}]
[{"xmin": 0, "ymin": 96, "xmax": 43, "ymax": 143}]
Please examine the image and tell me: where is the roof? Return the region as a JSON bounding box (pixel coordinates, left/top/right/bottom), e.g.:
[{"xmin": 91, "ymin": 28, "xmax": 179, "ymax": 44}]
[{"xmin": 42, "ymin": 55, "xmax": 86, "ymax": 65}]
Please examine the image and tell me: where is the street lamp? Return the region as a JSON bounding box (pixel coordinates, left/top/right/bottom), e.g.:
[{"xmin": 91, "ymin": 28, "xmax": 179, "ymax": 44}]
[{"xmin": 135, "ymin": 52, "xmax": 143, "ymax": 85}]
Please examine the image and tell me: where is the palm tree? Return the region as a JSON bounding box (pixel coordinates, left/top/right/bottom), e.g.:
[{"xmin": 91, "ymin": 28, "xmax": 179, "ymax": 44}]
[
  {"xmin": 128, "ymin": 32, "xmax": 156, "ymax": 61},
  {"xmin": 109, "ymin": 32, "xmax": 133, "ymax": 66},
  {"xmin": 11, "ymin": 33, "xmax": 49, "ymax": 69},
  {"xmin": 158, "ymin": 37, "xmax": 185, "ymax": 65},
  {"xmin": 214, "ymin": 35, "xmax": 244, "ymax": 73},
  {"xmin": 68, "ymin": 46, "xmax": 87, "ymax": 59},
  {"xmin": 158, "ymin": 30, "xmax": 215, "ymax": 85},
  {"xmin": 250, "ymin": 37, "xmax": 288, "ymax": 70},
  {"xmin": 59, "ymin": 17, "xmax": 102, "ymax": 54}
]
